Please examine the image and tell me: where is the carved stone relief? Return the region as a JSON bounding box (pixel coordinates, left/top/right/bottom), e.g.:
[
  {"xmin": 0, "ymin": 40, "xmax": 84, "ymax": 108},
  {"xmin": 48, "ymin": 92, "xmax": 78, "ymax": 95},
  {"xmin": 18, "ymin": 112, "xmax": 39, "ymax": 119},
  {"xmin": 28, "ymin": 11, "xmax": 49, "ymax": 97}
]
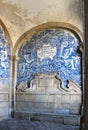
[
  {"xmin": 16, "ymin": 72, "xmax": 81, "ymax": 94},
  {"xmin": 16, "ymin": 72, "xmax": 82, "ymax": 115}
]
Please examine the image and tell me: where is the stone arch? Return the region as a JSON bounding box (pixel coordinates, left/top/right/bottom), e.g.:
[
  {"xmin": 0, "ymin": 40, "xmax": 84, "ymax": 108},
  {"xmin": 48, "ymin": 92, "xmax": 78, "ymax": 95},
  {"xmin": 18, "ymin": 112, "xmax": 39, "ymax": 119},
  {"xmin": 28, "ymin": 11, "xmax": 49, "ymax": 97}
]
[
  {"xmin": 14, "ymin": 22, "xmax": 83, "ymax": 122},
  {"xmin": 16, "ymin": 23, "xmax": 83, "ymax": 87},
  {"xmin": 14, "ymin": 22, "xmax": 83, "ymax": 56}
]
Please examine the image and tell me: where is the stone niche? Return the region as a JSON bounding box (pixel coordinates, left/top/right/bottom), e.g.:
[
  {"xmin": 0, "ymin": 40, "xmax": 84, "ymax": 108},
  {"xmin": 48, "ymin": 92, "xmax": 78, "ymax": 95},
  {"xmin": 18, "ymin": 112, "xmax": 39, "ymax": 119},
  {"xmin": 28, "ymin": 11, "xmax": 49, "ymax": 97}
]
[
  {"xmin": 15, "ymin": 29, "xmax": 82, "ymax": 125},
  {"xmin": 16, "ymin": 72, "xmax": 82, "ymax": 116}
]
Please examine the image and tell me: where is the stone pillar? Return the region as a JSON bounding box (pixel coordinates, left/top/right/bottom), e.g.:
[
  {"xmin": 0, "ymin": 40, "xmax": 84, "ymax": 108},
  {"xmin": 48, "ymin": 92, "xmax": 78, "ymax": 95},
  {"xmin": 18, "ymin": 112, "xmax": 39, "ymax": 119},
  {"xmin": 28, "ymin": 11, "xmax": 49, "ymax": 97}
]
[
  {"xmin": 9, "ymin": 55, "xmax": 19, "ymax": 117},
  {"xmin": 84, "ymin": 0, "xmax": 88, "ymax": 129},
  {"xmin": 79, "ymin": 42, "xmax": 84, "ymax": 130}
]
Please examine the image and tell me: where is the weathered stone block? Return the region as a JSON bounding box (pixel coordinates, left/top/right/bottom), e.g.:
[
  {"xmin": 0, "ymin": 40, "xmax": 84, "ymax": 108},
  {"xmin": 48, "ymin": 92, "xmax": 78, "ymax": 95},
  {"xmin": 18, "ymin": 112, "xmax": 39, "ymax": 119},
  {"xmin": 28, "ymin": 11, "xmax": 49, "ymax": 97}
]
[
  {"xmin": 64, "ymin": 115, "xmax": 80, "ymax": 125},
  {"xmin": 61, "ymin": 103, "xmax": 70, "ymax": 109},
  {"xmin": 16, "ymin": 72, "xmax": 82, "ymax": 119},
  {"xmin": 54, "ymin": 103, "xmax": 61, "ymax": 109},
  {"xmin": 16, "ymin": 102, "xmax": 34, "ymax": 111},
  {"xmin": 14, "ymin": 111, "xmax": 29, "ymax": 120},
  {"xmin": 0, "ymin": 94, "xmax": 8, "ymax": 101},
  {"xmin": 0, "ymin": 102, "xmax": 9, "ymax": 107},
  {"xmin": 35, "ymin": 95, "xmax": 48, "ymax": 103},
  {"xmin": 55, "ymin": 95, "xmax": 61, "ymax": 104},
  {"xmin": 61, "ymin": 95, "xmax": 70, "ymax": 104},
  {"xmin": 14, "ymin": 111, "xmax": 80, "ymax": 126},
  {"xmin": 0, "ymin": 107, "xmax": 8, "ymax": 116},
  {"xmin": 48, "ymin": 95, "xmax": 55, "ymax": 103},
  {"xmin": 47, "ymin": 103, "xmax": 54, "ymax": 113},
  {"xmin": 34, "ymin": 102, "xmax": 48, "ymax": 110},
  {"xmin": 17, "ymin": 94, "xmax": 35, "ymax": 102},
  {"xmin": 33, "ymin": 102, "xmax": 48, "ymax": 113},
  {"xmin": 70, "ymin": 104, "xmax": 81, "ymax": 114},
  {"xmin": 54, "ymin": 108, "xmax": 69, "ymax": 114},
  {"xmin": 0, "ymin": 116, "xmax": 9, "ymax": 121},
  {"xmin": 71, "ymin": 95, "xmax": 81, "ymax": 104}
]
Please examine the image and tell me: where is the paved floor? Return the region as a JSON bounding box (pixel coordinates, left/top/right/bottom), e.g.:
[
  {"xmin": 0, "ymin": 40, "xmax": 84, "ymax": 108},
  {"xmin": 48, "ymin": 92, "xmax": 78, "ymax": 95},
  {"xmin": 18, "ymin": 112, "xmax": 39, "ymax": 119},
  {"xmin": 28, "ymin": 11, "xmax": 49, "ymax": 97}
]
[{"xmin": 0, "ymin": 119, "xmax": 80, "ymax": 130}]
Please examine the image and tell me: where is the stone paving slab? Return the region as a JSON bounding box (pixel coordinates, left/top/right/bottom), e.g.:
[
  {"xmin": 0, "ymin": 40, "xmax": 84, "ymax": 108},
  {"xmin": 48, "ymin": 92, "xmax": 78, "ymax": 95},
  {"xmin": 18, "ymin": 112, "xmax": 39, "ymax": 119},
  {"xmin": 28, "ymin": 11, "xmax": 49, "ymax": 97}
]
[{"xmin": 0, "ymin": 119, "xmax": 80, "ymax": 130}]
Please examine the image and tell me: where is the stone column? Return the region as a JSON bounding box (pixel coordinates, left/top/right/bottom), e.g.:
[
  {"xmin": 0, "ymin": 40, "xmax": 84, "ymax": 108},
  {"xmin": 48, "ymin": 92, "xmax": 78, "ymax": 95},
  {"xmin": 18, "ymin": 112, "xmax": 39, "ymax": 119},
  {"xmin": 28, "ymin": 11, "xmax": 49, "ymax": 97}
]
[
  {"xmin": 79, "ymin": 42, "xmax": 84, "ymax": 130},
  {"xmin": 9, "ymin": 55, "xmax": 19, "ymax": 117},
  {"xmin": 84, "ymin": 0, "xmax": 88, "ymax": 129}
]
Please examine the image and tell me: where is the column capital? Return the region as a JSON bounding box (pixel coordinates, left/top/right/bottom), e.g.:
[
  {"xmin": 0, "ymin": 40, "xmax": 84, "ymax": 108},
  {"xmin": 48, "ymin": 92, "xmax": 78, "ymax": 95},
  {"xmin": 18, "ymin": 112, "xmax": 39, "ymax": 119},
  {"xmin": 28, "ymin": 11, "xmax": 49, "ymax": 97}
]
[{"xmin": 9, "ymin": 55, "xmax": 19, "ymax": 61}]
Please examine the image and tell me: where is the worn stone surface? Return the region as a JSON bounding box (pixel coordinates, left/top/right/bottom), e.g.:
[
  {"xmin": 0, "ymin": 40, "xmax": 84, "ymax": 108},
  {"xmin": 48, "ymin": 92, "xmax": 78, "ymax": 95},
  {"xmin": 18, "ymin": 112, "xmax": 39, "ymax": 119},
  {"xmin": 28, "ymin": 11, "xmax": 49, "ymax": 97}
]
[
  {"xmin": 16, "ymin": 73, "xmax": 81, "ymax": 115},
  {"xmin": 16, "ymin": 91, "xmax": 81, "ymax": 115},
  {"xmin": 14, "ymin": 111, "xmax": 80, "ymax": 126},
  {"xmin": 0, "ymin": 93, "xmax": 9, "ymax": 119},
  {"xmin": 0, "ymin": 0, "xmax": 83, "ymax": 45},
  {"xmin": 0, "ymin": 118, "xmax": 80, "ymax": 130}
]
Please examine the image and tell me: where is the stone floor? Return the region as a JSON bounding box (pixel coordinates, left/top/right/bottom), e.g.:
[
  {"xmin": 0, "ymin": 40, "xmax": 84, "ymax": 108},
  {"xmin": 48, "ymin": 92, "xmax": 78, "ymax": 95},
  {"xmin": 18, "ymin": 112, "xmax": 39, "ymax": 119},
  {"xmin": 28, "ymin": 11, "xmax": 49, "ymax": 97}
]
[{"xmin": 0, "ymin": 119, "xmax": 80, "ymax": 130}]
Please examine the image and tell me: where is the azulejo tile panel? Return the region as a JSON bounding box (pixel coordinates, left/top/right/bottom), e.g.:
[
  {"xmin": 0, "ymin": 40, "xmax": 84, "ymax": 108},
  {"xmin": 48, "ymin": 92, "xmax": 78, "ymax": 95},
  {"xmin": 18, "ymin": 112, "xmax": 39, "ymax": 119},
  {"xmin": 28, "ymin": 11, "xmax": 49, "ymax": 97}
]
[
  {"xmin": 17, "ymin": 28, "xmax": 82, "ymax": 87},
  {"xmin": 0, "ymin": 26, "xmax": 10, "ymax": 86}
]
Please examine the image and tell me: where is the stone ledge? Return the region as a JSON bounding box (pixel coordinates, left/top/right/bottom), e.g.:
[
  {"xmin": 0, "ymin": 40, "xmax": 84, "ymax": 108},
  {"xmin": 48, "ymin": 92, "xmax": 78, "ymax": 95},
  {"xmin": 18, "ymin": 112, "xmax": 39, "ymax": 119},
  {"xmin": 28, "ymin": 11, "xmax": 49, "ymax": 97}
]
[
  {"xmin": 14, "ymin": 111, "xmax": 80, "ymax": 126},
  {"xmin": 0, "ymin": 116, "xmax": 9, "ymax": 121}
]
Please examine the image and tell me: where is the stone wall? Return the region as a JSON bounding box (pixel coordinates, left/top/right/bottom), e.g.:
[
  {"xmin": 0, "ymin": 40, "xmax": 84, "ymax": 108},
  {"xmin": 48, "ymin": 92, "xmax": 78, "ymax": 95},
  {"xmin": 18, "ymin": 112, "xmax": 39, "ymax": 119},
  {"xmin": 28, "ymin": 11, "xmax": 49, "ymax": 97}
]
[
  {"xmin": 16, "ymin": 92, "xmax": 81, "ymax": 115},
  {"xmin": 15, "ymin": 73, "xmax": 82, "ymax": 125},
  {"xmin": 16, "ymin": 73, "xmax": 82, "ymax": 115},
  {"xmin": 0, "ymin": 25, "xmax": 10, "ymax": 119},
  {"xmin": 0, "ymin": 92, "xmax": 9, "ymax": 121}
]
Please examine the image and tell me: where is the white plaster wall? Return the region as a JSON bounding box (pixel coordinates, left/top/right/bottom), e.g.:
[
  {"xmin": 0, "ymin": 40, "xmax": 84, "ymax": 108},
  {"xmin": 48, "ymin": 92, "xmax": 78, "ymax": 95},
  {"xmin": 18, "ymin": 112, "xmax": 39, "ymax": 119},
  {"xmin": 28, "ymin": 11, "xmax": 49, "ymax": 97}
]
[{"xmin": 0, "ymin": 0, "xmax": 84, "ymax": 46}]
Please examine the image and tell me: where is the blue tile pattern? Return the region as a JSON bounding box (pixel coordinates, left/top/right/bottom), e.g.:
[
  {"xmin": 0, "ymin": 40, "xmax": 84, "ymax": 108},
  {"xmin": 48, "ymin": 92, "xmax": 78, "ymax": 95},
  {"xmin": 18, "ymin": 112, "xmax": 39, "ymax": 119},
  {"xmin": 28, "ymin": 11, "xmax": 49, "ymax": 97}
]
[
  {"xmin": 17, "ymin": 29, "xmax": 82, "ymax": 87},
  {"xmin": 0, "ymin": 26, "xmax": 10, "ymax": 85}
]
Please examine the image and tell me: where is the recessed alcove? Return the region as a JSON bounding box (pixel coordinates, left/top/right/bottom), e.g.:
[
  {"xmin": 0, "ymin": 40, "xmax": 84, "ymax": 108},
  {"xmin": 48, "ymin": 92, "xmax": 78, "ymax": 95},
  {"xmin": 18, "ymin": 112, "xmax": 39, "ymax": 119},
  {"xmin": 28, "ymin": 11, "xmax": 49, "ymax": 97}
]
[{"xmin": 15, "ymin": 28, "xmax": 82, "ymax": 126}]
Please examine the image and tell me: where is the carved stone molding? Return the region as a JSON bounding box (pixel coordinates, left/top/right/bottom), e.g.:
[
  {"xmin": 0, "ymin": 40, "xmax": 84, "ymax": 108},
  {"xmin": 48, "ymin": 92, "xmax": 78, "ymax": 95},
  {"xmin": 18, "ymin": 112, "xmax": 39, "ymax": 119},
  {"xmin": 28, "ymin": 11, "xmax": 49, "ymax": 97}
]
[
  {"xmin": 16, "ymin": 73, "xmax": 82, "ymax": 116},
  {"xmin": 16, "ymin": 72, "xmax": 81, "ymax": 94}
]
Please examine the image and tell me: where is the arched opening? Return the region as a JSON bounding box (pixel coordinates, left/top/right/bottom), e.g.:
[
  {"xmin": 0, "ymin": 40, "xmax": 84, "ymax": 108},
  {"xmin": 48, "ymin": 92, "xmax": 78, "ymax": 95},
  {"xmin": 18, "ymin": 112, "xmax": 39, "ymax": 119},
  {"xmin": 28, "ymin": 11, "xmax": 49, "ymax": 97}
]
[
  {"xmin": 14, "ymin": 23, "xmax": 83, "ymax": 127},
  {"xmin": 17, "ymin": 28, "xmax": 82, "ymax": 89}
]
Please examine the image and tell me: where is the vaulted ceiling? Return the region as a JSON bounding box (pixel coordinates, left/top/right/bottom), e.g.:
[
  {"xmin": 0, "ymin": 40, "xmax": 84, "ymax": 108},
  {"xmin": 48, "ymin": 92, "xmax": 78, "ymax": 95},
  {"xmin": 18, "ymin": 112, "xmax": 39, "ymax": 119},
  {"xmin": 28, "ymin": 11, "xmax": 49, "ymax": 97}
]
[{"xmin": 0, "ymin": 0, "xmax": 84, "ymax": 45}]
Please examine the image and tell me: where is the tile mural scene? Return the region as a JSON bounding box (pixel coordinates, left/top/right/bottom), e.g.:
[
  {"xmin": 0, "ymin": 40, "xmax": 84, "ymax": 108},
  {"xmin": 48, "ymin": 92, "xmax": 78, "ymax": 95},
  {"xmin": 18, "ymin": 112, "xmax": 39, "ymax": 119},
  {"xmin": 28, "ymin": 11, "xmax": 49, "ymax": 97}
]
[
  {"xmin": 0, "ymin": 26, "xmax": 10, "ymax": 88},
  {"xmin": 17, "ymin": 28, "xmax": 82, "ymax": 88}
]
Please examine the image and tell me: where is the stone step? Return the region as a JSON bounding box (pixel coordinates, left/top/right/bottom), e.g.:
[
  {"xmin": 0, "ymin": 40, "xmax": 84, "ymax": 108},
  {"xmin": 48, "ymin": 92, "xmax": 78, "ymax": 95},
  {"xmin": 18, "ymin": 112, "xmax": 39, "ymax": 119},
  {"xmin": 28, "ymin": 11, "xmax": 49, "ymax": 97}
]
[
  {"xmin": 0, "ymin": 119, "xmax": 80, "ymax": 130},
  {"xmin": 14, "ymin": 111, "xmax": 80, "ymax": 126}
]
